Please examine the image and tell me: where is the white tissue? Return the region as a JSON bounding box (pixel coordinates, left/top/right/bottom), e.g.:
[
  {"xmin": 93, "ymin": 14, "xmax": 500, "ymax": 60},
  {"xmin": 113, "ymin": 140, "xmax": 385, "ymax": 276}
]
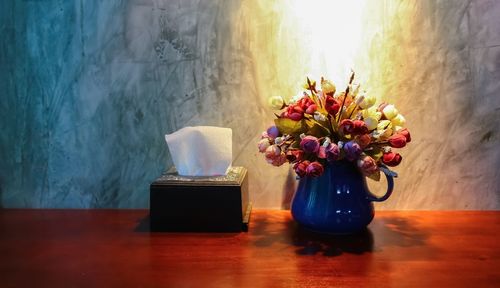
[{"xmin": 165, "ymin": 126, "xmax": 232, "ymax": 176}]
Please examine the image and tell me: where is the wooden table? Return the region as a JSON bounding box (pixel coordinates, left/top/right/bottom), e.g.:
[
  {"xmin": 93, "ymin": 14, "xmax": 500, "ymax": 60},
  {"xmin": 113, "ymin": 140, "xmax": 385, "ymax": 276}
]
[{"xmin": 0, "ymin": 210, "xmax": 499, "ymax": 287}]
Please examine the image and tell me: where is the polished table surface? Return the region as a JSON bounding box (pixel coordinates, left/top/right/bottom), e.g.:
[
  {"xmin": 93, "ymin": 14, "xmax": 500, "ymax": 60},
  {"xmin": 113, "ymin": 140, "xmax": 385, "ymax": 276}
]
[{"xmin": 0, "ymin": 209, "xmax": 499, "ymax": 287}]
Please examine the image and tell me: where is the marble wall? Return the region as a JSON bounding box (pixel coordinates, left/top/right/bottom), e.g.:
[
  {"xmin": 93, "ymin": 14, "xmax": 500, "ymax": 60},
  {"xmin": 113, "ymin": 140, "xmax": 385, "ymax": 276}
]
[{"xmin": 1, "ymin": 0, "xmax": 499, "ymax": 209}]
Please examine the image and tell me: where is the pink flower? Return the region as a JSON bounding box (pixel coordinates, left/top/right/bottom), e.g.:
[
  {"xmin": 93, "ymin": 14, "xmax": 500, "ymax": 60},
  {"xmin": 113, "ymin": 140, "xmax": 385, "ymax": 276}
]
[
  {"xmin": 264, "ymin": 145, "xmax": 281, "ymax": 161},
  {"xmin": 382, "ymin": 152, "xmax": 402, "ymax": 167},
  {"xmin": 325, "ymin": 143, "xmax": 340, "ymax": 162},
  {"xmin": 294, "ymin": 160, "xmax": 310, "ymax": 177},
  {"xmin": 257, "ymin": 138, "xmax": 271, "ymax": 152},
  {"xmin": 306, "ymin": 161, "xmax": 324, "ymax": 177},
  {"xmin": 271, "ymin": 153, "xmax": 287, "ymax": 166},
  {"xmin": 265, "ymin": 145, "xmax": 286, "ymax": 167},
  {"xmin": 357, "ymin": 155, "xmax": 379, "ymax": 176},
  {"xmin": 300, "ymin": 136, "xmax": 320, "ymax": 154},
  {"xmin": 388, "ymin": 133, "xmax": 407, "ymax": 148},
  {"xmin": 317, "ymin": 146, "xmax": 327, "ymax": 159}
]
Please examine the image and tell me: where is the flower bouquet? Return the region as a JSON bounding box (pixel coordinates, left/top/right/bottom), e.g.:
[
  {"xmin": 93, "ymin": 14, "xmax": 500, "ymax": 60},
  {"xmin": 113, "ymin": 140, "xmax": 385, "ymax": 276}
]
[{"xmin": 258, "ymin": 73, "xmax": 410, "ymax": 181}]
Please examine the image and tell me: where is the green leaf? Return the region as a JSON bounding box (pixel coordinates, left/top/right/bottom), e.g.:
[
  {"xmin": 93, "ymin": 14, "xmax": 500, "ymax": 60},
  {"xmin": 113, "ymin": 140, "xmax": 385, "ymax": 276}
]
[
  {"xmin": 366, "ymin": 147, "xmax": 383, "ymax": 163},
  {"xmin": 366, "ymin": 169, "xmax": 381, "ymax": 181},
  {"xmin": 274, "ymin": 118, "xmax": 307, "ymax": 135},
  {"xmin": 305, "ymin": 119, "xmax": 331, "ymax": 137}
]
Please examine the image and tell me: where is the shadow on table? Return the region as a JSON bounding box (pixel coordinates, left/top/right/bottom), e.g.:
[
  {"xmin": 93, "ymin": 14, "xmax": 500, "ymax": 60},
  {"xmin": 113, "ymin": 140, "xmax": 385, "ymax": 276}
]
[
  {"xmin": 251, "ymin": 213, "xmax": 430, "ymax": 257},
  {"xmin": 291, "ymin": 224, "xmax": 374, "ymax": 256}
]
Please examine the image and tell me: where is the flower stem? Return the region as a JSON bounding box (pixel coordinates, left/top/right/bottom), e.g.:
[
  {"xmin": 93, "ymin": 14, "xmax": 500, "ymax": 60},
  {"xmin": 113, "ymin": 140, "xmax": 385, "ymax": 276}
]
[{"xmin": 336, "ymin": 71, "xmax": 355, "ymax": 124}]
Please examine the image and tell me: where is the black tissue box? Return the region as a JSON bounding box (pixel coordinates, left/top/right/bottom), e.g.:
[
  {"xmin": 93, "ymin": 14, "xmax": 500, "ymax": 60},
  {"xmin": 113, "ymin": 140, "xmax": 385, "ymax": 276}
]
[{"xmin": 150, "ymin": 166, "xmax": 251, "ymax": 232}]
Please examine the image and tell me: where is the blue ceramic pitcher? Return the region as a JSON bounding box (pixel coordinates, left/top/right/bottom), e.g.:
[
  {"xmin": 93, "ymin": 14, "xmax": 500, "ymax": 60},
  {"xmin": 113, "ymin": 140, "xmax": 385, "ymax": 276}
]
[{"xmin": 291, "ymin": 160, "xmax": 395, "ymax": 234}]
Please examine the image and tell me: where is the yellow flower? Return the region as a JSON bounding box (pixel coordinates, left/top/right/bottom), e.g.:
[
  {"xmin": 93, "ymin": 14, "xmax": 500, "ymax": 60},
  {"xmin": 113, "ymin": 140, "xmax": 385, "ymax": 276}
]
[
  {"xmin": 358, "ymin": 93, "xmax": 376, "ymax": 109},
  {"xmin": 320, "ymin": 78, "xmax": 336, "ymax": 95},
  {"xmin": 377, "ymin": 120, "xmax": 392, "ymax": 131},
  {"xmin": 382, "ymin": 104, "xmax": 399, "ymax": 120},
  {"xmin": 391, "ymin": 114, "xmax": 406, "ymax": 127},
  {"xmin": 362, "ymin": 107, "xmax": 382, "ymax": 121}
]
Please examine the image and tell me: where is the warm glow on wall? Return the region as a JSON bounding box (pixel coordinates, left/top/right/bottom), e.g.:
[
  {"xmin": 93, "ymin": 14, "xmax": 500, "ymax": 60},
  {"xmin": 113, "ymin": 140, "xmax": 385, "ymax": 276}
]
[{"xmin": 287, "ymin": 0, "xmax": 367, "ymax": 86}]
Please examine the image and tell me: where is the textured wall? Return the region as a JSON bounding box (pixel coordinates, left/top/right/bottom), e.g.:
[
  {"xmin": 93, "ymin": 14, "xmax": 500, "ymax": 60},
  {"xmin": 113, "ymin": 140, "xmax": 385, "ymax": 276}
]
[{"xmin": 1, "ymin": 0, "xmax": 499, "ymax": 209}]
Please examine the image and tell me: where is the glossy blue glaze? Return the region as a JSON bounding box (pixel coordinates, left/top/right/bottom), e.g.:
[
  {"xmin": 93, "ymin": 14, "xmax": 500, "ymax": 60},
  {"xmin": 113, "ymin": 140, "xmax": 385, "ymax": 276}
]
[{"xmin": 291, "ymin": 160, "xmax": 395, "ymax": 234}]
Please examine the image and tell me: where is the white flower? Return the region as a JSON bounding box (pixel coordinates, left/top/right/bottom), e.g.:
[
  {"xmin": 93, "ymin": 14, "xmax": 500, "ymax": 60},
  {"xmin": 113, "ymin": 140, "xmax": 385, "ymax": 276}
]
[
  {"xmin": 268, "ymin": 96, "xmax": 285, "ymax": 110},
  {"xmin": 322, "ymin": 137, "xmax": 331, "ymax": 147},
  {"xmin": 364, "ymin": 117, "xmax": 378, "ymax": 131},
  {"xmin": 313, "ymin": 111, "xmax": 327, "ymax": 121}
]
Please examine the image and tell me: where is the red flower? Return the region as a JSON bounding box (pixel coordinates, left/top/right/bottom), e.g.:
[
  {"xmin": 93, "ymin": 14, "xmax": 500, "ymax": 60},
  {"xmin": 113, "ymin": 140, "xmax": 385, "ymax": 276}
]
[
  {"xmin": 356, "ymin": 134, "xmax": 372, "ymax": 148},
  {"xmin": 284, "ymin": 105, "xmax": 304, "ymax": 121},
  {"xmin": 398, "ymin": 128, "xmax": 411, "ymax": 142},
  {"xmin": 294, "ymin": 161, "xmax": 310, "ymax": 177},
  {"xmin": 305, "ymin": 104, "xmax": 317, "ymax": 114},
  {"xmin": 352, "ymin": 120, "xmax": 368, "ymax": 135},
  {"xmin": 339, "ymin": 119, "xmax": 354, "ymax": 134},
  {"xmin": 286, "ymin": 150, "xmax": 304, "ymax": 163},
  {"xmin": 306, "ymin": 161, "xmax": 324, "ymax": 177},
  {"xmin": 325, "ymin": 96, "xmax": 340, "ymax": 116},
  {"xmin": 382, "ymin": 152, "xmax": 402, "ymax": 167},
  {"xmin": 388, "ymin": 133, "xmax": 407, "ymax": 148}
]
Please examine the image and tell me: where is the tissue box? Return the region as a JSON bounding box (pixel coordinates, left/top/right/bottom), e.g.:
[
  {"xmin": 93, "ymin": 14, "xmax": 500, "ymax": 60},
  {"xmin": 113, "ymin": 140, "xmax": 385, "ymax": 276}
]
[{"xmin": 150, "ymin": 166, "xmax": 251, "ymax": 232}]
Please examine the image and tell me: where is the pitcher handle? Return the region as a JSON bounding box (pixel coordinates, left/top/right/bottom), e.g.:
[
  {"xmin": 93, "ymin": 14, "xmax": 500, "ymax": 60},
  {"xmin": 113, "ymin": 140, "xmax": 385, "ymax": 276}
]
[{"xmin": 367, "ymin": 166, "xmax": 397, "ymax": 202}]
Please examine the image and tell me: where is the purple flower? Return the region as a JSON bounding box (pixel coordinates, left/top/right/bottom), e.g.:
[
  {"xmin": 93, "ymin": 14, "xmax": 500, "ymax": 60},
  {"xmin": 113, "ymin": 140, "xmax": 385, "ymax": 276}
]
[
  {"xmin": 343, "ymin": 141, "xmax": 362, "ymax": 161},
  {"xmin": 325, "ymin": 143, "xmax": 340, "ymax": 162},
  {"xmin": 300, "ymin": 136, "xmax": 320, "ymax": 154},
  {"xmin": 267, "ymin": 126, "xmax": 280, "ymax": 139},
  {"xmin": 306, "ymin": 161, "xmax": 324, "ymax": 177}
]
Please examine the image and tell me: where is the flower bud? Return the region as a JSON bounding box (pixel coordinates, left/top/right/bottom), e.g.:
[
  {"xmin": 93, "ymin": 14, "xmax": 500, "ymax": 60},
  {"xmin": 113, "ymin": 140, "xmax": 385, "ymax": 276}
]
[
  {"xmin": 364, "ymin": 117, "xmax": 378, "ymax": 131},
  {"xmin": 268, "ymin": 96, "xmax": 285, "ymax": 110},
  {"xmin": 397, "ymin": 128, "xmax": 411, "ymax": 142},
  {"xmin": 391, "ymin": 114, "xmax": 406, "ymax": 127},
  {"xmin": 325, "ymin": 143, "xmax": 340, "ymax": 162},
  {"xmin": 257, "ymin": 138, "xmax": 271, "ymax": 152},
  {"xmin": 388, "ymin": 133, "xmax": 407, "ymax": 148},
  {"xmin": 264, "ymin": 145, "xmax": 281, "ymax": 160},
  {"xmin": 294, "ymin": 160, "xmax": 310, "ymax": 177},
  {"xmin": 358, "ymin": 94, "xmax": 376, "ymax": 109},
  {"xmin": 382, "ymin": 104, "xmax": 399, "ymax": 120},
  {"xmin": 357, "ymin": 155, "xmax": 379, "ymax": 176},
  {"xmin": 306, "ymin": 161, "xmax": 324, "ymax": 177},
  {"xmin": 343, "ymin": 141, "xmax": 362, "ymax": 161},
  {"xmin": 286, "ymin": 150, "xmax": 304, "ymax": 163},
  {"xmin": 382, "ymin": 152, "xmax": 402, "ymax": 167},
  {"xmin": 313, "ymin": 111, "xmax": 327, "ymax": 121},
  {"xmin": 300, "ymin": 136, "xmax": 320, "ymax": 153},
  {"xmin": 267, "ymin": 126, "xmax": 280, "ymax": 139}
]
